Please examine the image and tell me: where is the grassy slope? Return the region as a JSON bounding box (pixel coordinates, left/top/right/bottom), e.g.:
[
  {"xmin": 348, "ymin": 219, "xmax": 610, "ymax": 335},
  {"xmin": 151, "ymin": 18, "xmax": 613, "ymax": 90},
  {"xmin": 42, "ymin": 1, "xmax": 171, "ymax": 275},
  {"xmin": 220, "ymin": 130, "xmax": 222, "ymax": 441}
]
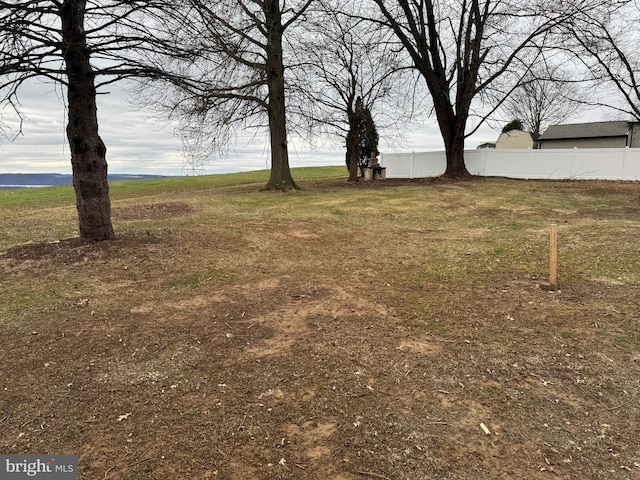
[
  {"xmin": 0, "ymin": 166, "xmax": 345, "ymax": 246},
  {"xmin": 1, "ymin": 170, "xmax": 639, "ymax": 479}
]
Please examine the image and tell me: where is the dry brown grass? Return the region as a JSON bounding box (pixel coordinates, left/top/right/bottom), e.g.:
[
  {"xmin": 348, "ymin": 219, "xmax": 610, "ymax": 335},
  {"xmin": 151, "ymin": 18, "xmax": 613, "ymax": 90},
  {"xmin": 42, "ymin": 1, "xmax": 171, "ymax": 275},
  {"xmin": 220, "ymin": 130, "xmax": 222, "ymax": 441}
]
[{"xmin": 1, "ymin": 174, "xmax": 639, "ymax": 479}]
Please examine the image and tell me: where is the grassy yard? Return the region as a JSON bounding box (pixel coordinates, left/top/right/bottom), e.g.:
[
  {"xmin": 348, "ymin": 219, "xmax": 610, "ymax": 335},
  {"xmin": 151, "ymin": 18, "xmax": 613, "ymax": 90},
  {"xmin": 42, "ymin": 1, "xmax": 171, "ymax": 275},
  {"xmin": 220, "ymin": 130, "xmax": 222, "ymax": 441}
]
[{"xmin": 1, "ymin": 170, "xmax": 639, "ymax": 479}]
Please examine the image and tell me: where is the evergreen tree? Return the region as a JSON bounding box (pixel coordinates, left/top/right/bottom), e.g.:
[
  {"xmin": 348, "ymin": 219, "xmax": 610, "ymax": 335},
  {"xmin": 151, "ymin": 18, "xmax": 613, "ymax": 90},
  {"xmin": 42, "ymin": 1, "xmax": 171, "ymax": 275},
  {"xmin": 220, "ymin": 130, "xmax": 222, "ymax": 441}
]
[{"xmin": 502, "ymin": 119, "xmax": 524, "ymax": 133}]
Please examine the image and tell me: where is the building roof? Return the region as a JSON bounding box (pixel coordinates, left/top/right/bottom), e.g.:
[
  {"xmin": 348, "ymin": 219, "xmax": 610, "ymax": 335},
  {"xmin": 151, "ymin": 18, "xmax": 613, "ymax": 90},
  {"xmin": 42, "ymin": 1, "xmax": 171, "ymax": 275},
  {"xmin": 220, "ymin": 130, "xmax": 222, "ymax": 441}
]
[{"xmin": 539, "ymin": 121, "xmax": 630, "ymax": 140}]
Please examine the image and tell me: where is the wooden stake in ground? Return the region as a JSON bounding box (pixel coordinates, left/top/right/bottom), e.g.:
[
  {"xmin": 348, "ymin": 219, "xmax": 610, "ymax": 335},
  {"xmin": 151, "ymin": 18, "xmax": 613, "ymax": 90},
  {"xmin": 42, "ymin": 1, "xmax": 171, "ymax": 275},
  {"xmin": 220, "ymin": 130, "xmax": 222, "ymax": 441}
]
[{"xmin": 540, "ymin": 224, "xmax": 558, "ymax": 291}]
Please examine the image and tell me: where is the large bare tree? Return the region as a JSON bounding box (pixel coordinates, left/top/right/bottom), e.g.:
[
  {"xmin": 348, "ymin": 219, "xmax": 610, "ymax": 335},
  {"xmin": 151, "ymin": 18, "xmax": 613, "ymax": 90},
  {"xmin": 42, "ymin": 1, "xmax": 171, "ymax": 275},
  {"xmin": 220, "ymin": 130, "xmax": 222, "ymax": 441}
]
[
  {"xmin": 291, "ymin": 0, "xmax": 421, "ymax": 182},
  {"xmin": 369, "ymin": 0, "xmax": 617, "ymax": 177},
  {"xmin": 0, "ymin": 0, "xmax": 176, "ymax": 240},
  {"xmin": 142, "ymin": 0, "xmax": 312, "ymax": 191},
  {"xmin": 563, "ymin": 2, "xmax": 640, "ymax": 120},
  {"xmin": 501, "ymin": 65, "xmax": 586, "ymax": 137}
]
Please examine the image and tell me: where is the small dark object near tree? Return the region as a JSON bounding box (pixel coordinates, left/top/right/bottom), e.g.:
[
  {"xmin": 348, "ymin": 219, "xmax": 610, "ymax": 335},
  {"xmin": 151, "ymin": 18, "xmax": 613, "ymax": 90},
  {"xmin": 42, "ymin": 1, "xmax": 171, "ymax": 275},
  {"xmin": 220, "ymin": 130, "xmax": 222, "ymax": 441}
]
[{"xmin": 346, "ymin": 97, "xmax": 380, "ymax": 181}]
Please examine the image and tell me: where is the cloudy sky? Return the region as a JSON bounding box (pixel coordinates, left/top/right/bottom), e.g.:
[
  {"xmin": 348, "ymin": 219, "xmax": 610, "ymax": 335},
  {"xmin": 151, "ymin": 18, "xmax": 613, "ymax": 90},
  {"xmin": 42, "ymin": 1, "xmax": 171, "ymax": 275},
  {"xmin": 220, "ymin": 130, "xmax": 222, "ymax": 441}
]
[{"xmin": 0, "ymin": 79, "xmax": 501, "ymax": 177}]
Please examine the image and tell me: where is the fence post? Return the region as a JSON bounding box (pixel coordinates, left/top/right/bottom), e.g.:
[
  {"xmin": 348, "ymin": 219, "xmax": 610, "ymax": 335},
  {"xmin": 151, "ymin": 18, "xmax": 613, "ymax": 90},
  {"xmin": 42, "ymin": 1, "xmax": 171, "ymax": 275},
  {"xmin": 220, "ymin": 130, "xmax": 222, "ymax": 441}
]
[
  {"xmin": 483, "ymin": 147, "xmax": 489, "ymax": 176},
  {"xmin": 549, "ymin": 224, "xmax": 558, "ymax": 288},
  {"xmin": 411, "ymin": 151, "xmax": 415, "ymax": 179},
  {"xmin": 540, "ymin": 224, "xmax": 559, "ymax": 291},
  {"xmin": 571, "ymin": 147, "xmax": 578, "ymax": 179},
  {"xmin": 622, "ymin": 147, "xmax": 629, "ymax": 180}
]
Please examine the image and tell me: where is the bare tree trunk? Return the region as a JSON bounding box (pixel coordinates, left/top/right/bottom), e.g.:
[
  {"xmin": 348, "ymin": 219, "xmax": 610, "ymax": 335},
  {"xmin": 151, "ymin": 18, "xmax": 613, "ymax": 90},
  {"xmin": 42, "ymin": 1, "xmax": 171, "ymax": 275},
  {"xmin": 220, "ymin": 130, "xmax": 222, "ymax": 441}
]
[
  {"xmin": 442, "ymin": 138, "xmax": 469, "ymax": 177},
  {"xmin": 434, "ymin": 95, "xmax": 471, "ymax": 178},
  {"xmin": 346, "ymin": 114, "xmax": 360, "ymax": 182},
  {"xmin": 264, "ymin": 0, "xmax": 297, "ymax": 191},
  {"xmin": 440, "ymin": 114, "xmax": 471, "ymax": 178},
  {"xmin": 61, "ymin": 0, "xmax": 115, "ymax": 240}
]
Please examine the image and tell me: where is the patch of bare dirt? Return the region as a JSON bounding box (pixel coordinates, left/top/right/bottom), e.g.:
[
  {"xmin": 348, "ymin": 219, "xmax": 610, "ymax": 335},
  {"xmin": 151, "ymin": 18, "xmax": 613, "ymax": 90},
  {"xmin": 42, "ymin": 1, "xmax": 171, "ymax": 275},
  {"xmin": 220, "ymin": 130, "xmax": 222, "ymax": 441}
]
[
  {"xmin": 0, "ymin": 233, "xmax": 164, "ymax": 265},
  {"xmin": 113, "ymin": 202, "xmax": 195, "ymax": 220},
  {"xmin": 1, "ymin": 180, "xmax": 639, "ymax": 479}
]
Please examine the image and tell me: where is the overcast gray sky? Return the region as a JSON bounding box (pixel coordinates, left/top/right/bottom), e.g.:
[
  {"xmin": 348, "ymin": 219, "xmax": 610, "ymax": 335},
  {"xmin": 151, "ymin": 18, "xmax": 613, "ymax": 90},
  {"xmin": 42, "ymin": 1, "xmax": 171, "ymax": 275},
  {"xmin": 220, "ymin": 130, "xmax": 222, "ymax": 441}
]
[{"xmin": 0, "ymin": 80, "xmax": 500, "ymax": 176}]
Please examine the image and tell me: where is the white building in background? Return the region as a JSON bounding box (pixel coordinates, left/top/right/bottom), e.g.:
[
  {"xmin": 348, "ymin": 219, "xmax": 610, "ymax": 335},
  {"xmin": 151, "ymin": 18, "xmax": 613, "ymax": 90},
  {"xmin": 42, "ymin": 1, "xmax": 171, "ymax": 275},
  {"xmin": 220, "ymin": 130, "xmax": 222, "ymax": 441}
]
[{"xmin": 495, "ymin": 129, "xmax": 536, "ymax": 149}]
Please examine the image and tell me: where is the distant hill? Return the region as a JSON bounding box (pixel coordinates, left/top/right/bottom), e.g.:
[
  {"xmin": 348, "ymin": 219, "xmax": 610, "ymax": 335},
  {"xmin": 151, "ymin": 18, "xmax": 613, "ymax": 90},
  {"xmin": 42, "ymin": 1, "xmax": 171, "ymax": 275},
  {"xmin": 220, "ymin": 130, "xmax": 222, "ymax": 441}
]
[{"xmin": 0, "ymin": 173, "xmax": 170, "ymax": 189}]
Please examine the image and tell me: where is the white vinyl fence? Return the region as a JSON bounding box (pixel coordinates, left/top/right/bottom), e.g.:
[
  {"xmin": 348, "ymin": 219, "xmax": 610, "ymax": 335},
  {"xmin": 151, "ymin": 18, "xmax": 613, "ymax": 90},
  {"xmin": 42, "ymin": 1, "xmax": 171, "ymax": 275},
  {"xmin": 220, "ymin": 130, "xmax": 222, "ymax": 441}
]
[{"xmin": 380, "ymin": 147, "xmax": 640, "ymax": 181}]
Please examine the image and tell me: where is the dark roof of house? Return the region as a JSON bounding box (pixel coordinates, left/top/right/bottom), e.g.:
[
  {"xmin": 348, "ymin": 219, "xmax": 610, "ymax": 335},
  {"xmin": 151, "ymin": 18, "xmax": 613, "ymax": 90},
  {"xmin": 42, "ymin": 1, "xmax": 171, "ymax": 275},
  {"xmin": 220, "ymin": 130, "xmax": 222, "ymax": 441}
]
[{"xmin": 539, "ymin": 121, "xmax": 630, "ymax": 141}]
